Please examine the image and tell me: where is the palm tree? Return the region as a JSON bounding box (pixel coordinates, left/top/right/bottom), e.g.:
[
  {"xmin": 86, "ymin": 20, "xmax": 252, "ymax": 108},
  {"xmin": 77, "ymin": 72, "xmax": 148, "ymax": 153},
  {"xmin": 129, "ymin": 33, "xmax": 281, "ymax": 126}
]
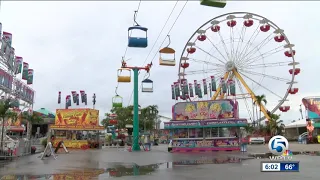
[
  {"xmin": 244, "ymin": 124, "xmax": 254, "ymax": 135},
  {"xmin": 0, "ymin": 99, "xmax": 18, "ymax": 149},
  {"xmin": 267, "ymin": 113, "xmax": 284, "ymax": 136},
  {"xmin": 21, "ymin": 111, "xmax": 43, "ymax": 139},
  {"xmin": 253, "ymin": 94, "xmax": 267, "ymax": 126}
]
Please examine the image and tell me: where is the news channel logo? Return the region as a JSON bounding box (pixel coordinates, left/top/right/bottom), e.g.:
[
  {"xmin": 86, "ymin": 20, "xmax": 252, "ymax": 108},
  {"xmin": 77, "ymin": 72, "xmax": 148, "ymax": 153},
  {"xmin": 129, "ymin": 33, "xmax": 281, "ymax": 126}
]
[{"xmin": 268, "ymin": 135, "xmax": 293, "ymax": 160}]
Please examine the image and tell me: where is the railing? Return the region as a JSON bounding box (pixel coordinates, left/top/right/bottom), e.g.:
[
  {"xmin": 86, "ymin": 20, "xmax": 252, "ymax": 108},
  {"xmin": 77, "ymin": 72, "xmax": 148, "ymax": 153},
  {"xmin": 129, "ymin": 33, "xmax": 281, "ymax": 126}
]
[{"xmin": 0, "ymin": 139, "xmax": 31, "ymax": 160}]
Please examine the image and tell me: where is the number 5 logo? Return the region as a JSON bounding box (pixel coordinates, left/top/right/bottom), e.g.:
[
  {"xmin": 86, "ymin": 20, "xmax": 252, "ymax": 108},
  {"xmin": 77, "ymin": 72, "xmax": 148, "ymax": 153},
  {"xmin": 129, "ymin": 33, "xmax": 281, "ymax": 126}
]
[{"xmin": 268, "ymin": 135, "xmax": 289, "ymax": 156}]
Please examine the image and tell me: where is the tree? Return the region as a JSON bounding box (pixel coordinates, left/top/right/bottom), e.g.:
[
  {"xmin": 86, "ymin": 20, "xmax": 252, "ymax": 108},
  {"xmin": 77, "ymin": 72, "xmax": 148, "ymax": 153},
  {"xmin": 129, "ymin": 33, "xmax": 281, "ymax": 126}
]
[
  {"xmin": 253, "ymin": 94, "xmax": 267, "ymax": 126},
  {"xmin": 104, "ymin": 105, "xmax": 159, "ymax": 131},
  {"xmin": 0, "ymin": 99, "xmax": 18, "ymax": 149},
  {"xmin": 244, "ymin": 124, "xmax": 254, "ymax": 135},
  {"xmin": 267, "ymin": 113, "xmax": 284, "ymax": 136},
  {"xmin": 21, "ymin": 111, "xmax": 44, "ymax": 139}
]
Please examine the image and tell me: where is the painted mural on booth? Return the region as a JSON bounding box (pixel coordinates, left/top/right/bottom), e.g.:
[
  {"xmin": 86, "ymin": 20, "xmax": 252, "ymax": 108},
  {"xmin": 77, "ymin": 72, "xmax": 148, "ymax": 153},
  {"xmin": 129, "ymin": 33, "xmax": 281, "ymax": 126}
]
[
  {"xmin": 173, "ymin": 100, "xmax": 238, "ymax": 120},
  {"xmin": 302, "ymin": 97, "xmax": 320, "ymax": 119}
]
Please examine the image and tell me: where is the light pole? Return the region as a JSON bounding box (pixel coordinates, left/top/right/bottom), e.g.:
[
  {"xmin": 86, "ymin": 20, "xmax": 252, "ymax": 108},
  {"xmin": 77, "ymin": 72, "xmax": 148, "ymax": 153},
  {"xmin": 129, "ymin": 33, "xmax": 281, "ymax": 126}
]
[{"xmin": 299, "ymin": 104, "xmax": 304, "ymax": 120}]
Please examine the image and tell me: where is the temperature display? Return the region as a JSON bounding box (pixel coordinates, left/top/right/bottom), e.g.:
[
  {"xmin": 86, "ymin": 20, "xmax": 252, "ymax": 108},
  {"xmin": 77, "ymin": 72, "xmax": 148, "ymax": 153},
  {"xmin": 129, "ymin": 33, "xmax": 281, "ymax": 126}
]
[
  {"xmin": 261, "ymin": 161, "xmax": 299, "ymax": 172},
  {"xmin": 280, "ymin": 161, "xmax": 299, "ymax": 172}
]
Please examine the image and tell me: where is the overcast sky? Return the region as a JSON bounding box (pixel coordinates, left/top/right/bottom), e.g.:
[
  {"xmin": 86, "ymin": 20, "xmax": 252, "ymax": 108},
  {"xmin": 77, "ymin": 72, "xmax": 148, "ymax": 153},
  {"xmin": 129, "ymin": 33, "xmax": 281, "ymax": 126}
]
[{"xmin": 1, "ymin": 1, "xmax": 318, "ymax": 125}]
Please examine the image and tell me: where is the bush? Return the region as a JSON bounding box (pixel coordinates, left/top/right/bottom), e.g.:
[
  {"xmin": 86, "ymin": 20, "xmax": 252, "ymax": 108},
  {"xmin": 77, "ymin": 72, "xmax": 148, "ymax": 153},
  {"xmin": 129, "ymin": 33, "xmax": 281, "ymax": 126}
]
[{"xmin": 41, "ymin": 138, "xmax": 48, "ymax": 148}]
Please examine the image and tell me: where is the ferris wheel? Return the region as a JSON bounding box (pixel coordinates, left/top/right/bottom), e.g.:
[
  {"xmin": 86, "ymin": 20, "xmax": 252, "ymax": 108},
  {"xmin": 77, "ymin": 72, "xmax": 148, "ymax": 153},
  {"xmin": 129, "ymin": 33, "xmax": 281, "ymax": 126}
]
[{"xmin": 175, "ymin": 12, "xmax": 300, "ymax": 122}]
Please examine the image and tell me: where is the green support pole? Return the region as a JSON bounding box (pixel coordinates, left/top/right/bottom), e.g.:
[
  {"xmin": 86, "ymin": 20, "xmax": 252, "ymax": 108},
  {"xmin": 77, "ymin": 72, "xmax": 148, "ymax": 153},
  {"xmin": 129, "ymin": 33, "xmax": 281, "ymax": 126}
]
[{"xmin": 132, "ymin": 68, "xmax": 141, "ymax": 151}]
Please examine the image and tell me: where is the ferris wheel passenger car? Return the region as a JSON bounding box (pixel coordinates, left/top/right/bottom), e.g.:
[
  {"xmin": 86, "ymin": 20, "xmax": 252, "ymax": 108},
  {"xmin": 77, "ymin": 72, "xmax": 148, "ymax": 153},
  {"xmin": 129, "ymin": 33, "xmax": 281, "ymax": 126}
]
[
  {"xmin": 200, "ymin": 0, "xmax": 227, "ymax": 8},
  {"xmin": 128, "ymin": 26, "xmax": 148, "ymax": 48}
]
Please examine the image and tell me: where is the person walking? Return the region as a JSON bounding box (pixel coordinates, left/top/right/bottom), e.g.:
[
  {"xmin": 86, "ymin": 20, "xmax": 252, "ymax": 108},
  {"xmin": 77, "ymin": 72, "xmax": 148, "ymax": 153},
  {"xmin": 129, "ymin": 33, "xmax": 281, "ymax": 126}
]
[{"xmin": 144, "ymin": 135, "xmax": 151, "ymax": 151}]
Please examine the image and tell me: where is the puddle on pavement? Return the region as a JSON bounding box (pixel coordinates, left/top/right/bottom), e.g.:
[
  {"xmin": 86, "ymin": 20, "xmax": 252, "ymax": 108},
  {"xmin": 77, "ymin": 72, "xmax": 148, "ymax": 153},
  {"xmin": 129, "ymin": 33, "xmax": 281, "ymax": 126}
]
[{"xmin": 0, "ymin": 156, "xmax": 246, "ymax": 179}]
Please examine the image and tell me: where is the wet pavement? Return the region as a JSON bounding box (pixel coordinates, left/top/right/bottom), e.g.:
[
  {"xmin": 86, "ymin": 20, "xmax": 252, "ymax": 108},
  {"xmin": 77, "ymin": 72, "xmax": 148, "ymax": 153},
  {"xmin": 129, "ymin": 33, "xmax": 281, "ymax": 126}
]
[{"xmin": 0, "ymin": 144, "xmax": 319, "ymax": 179}]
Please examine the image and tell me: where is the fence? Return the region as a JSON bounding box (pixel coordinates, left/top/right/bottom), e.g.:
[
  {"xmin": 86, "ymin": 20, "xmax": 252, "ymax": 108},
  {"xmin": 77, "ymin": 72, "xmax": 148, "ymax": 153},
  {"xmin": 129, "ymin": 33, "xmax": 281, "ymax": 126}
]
[{"xmin": 0, "ymin": 139, "xmax": 31, "ymax": 160}]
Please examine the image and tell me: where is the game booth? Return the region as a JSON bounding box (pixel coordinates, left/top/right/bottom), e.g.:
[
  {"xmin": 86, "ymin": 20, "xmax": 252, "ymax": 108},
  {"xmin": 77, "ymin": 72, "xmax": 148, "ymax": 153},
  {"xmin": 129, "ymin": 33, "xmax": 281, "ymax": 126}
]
[
  {"xmin": 49, "ymin": 108, "xmax": 104, "ymax": 149},
  {"xmin": 164, "ymin": 100, "xmax": 248, "ymax": 152}
]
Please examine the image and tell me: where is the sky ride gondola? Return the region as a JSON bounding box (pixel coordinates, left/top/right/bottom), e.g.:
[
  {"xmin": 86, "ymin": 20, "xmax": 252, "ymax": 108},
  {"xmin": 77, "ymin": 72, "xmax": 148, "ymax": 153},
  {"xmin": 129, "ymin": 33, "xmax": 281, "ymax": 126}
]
[
  {"xmin": 200, "ymin": 0, "xmax": 226, "ymax": 8},
  {"xmin": 128, "ymin": 11, "xmax": 148, "ymax": 48},
  {"xmin": 141, "ymin": 78, "xmax": 153, "ymax": 93},
  {"xmin": 159, "ymin": 35, "xmax": 176, "ymax": 66},
  {"xmin": 112, "ymin": 95, "xmax": 123, "ymax": 108},
  {"xmin": 141, "ymin": 73, "xmax": 153, "ymax": 93},
  {"xmin": 117, "ymin": 68, "xmax": 131, "ymax": 83}
]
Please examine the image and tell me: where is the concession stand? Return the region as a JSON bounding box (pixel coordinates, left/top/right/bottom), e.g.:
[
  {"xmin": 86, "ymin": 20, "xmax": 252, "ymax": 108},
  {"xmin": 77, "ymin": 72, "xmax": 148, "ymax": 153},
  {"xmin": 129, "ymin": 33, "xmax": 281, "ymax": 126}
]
[
  {"xmin": 49, "ymin": 108, "xmax": 104, "ymax": 149},
  {"xmin": 165, "ymin": 100, "xmax": 247, "ymax": 152}
]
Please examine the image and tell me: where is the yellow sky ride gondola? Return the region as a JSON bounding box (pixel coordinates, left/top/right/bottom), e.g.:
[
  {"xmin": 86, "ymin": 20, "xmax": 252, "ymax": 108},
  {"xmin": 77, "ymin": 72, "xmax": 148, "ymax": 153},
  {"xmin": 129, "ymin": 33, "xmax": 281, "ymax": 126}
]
[
  {"xmin": 159, "ymin": 35, "xmax": 176, "ymax": 66},
  {"xmin": 117, "ymin": 68, "xmax": 131, "ymax": 83}
]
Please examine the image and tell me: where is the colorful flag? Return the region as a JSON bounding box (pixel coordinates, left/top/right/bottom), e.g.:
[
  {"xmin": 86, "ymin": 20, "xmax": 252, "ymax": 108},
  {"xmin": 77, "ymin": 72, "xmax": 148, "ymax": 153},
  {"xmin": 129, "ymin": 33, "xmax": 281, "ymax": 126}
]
[
  {"xmin": 58, "ymin": 91, "xmax": 61, "ymax": 104},
  {"xmin": 14, "ymin": 56, "xmax": 23, "ymax": 74},
  {"xmin": 27, "ymin": 69, "xmax": 34, "ymax": 85},
  {"xmin": 22, "ymin": 62, "xmax": 29, "ymax": 80}
]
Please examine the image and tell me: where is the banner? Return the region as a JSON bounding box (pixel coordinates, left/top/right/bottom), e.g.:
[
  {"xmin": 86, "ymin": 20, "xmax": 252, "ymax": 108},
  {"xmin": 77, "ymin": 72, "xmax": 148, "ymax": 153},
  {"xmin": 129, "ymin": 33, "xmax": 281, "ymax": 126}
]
[
  {"xmin": 189, "ymin": 83, "xmax": 194, "ymax": 97},
  {"xmin": 0, "ymin": 69, "xmax": 4, "ymax": 87},
  {"xmin": 171, "ymin": 84, "xmax": 175, "ymax": 100},
  {"xmin": 203, "ymin": 79, "xmax": 208, "ymax": 95},
  {"xmin": 172, "ymin": 99, "xmax": 238, "ymax": 120},
  {"xmin": 2, "ymin": 31, "xmax": 12, "ymax": 46},
  {"xmin": 14, "ymin": 56, "xmax": 23, "ymax": 74},
  {"xmin": 76, "ymin": 94, "xmax": 79, "ymax": 105},
  {"xmin": 71, "ymin": 91, "xmax": 77, "ymax": 103},
  {"xmin": 27, "ymin": 69, "xmax": 34, "ymax": 85},
  {"xmin": 302, "ymin": 97, "xmax": 320, "ymax": 119},
  {"xmin": 169, "ymin": 138, "xmax": 239, "ymax": 148},
  {"xmin": 8, "ymin": 47, "xmax": 15, "ymax": 68},
  {"xmin": 22, "ymin": 62, "xmax": 29, "ymax": 80},
  {"xmin": 220, "ymin": 78, "xmax": 227, "ymax": 93},
  {"xmin": 80, "ymin": 90, "xmax": 85, "ymax": 103},
  {"xmin": 54, "ymin": 109, "xmax": 102, "ymax": 129},
  {"xmin": 211, "ymin": 76, "xmax": 216, "ymax": 91}
]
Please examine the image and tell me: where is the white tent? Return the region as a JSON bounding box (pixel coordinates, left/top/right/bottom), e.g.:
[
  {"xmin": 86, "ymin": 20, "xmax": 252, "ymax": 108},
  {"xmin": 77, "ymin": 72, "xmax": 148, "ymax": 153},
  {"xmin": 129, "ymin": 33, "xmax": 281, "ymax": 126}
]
[{"xmin": 285, "ymin": 120, "xmax": 308, "ymax": 129}]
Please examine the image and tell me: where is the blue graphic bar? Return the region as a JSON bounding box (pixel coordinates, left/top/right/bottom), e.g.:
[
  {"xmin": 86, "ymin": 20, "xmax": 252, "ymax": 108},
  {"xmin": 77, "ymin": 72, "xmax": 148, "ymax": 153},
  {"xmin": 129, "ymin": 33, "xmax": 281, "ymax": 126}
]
[{"xmin": 280, "ymin": 161, "xmax": 299, "ymax": 172}]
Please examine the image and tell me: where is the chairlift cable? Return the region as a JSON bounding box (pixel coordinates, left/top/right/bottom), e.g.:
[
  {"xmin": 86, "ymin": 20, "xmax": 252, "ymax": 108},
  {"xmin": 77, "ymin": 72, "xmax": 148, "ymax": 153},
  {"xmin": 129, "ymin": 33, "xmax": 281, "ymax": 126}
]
[
  {"xmin": 115, "ymin": 0, "xmax": 142, "ymax": 99},
  {"xmin": 127, "ymin": 0, "xmax": 189, "ymax": 106},
  {"xmin": 122, "ymin": 0, "xmax": 142, "ymax": 60}
]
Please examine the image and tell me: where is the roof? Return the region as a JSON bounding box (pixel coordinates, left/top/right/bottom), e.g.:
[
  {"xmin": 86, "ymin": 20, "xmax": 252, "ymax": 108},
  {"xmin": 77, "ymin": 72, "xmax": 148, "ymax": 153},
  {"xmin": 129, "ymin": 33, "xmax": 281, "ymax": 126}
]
[
  {"xmin": 35, "ymin": 108, "xmax": 55, "ymax": 118},
  {"xmin": 285, "ymin": 120, "xmax": 309, "ymax": 128}
]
